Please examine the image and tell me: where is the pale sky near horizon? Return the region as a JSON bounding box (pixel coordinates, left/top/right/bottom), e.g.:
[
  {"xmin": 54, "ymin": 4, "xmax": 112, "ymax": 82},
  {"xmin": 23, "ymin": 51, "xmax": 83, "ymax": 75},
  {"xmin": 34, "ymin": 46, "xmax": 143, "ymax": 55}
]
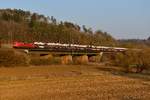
[{"xmin": 0, "ymin": 0, "xmax": 150, "ymax": 39}]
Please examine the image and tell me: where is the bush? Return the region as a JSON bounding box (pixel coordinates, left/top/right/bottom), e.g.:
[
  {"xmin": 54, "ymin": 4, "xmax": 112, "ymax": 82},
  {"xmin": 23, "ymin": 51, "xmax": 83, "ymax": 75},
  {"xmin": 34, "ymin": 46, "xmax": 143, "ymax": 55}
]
[
  {"xmin": 112, "ymin": 48, "xmax": 150, "ymax": 73},
  {"xmin": 0, "ymin": 49, "xmax": 29, "ymax": 67}
]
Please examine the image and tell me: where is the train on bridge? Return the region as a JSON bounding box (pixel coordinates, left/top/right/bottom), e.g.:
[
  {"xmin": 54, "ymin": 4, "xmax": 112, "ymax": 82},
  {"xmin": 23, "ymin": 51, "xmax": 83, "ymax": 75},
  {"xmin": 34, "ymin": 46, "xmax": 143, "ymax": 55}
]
[{"xmin": 13, "ymin": 41, "xmax": 127, "ymax": 53}]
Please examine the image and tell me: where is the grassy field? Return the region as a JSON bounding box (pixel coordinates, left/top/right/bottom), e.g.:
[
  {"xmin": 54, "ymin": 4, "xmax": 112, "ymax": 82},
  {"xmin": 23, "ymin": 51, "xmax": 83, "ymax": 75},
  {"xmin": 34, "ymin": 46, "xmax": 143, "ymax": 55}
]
[{"xmin": 0, "ymin": 64, "xmax": 150, "ymax": 100}]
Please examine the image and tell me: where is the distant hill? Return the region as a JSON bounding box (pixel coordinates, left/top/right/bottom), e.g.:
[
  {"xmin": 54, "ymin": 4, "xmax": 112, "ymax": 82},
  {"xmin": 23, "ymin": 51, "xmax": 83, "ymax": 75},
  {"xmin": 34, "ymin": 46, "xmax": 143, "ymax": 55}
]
[
  {"xmin": 148, "ymin": 37, "xmax": 150, "ymax": 41},
  {"xmin": 0, "ymin": 9, "xmax": 116, "ymax": 46},
  {"xmin": 118, "ymin": 38, "xmax": 150, "ymax": 48}
]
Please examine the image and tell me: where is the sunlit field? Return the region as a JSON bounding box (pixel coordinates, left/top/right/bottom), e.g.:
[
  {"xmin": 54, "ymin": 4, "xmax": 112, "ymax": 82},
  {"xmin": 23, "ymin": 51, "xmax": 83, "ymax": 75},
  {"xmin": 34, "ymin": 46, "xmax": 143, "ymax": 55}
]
[{"xmin": 0, "ymin": 64, "xmax": 150, "ymax": 100}]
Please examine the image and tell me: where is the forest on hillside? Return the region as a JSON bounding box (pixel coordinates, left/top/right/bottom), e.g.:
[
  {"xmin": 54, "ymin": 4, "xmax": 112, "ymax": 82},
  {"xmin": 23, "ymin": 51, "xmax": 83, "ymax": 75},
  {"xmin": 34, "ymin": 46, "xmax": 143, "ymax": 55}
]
[
  {"xmin": 0, "ymin": 9, "xmax": 149, "ymax": 48},
  {"xmin": 0, "ymin": 9, "xmax": 116, "ymax": 46}
]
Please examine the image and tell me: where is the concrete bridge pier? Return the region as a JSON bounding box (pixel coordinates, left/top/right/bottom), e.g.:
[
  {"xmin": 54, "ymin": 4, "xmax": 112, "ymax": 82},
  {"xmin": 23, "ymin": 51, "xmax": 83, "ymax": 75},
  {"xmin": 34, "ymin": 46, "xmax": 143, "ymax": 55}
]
[
  {"xmin": 61, "ymin": 55, "xmax": 73, "ymax": 64},
  {"xmin": 88, "ymin": 52, "xmax": 103, "ymax": 62},
  {"xmin": 60, "ymin": 52, "xmax": 103, "ymax": 64},
  {"xmin": 73, "ymin": 55, "xmax": 88, "ymax": 64}
]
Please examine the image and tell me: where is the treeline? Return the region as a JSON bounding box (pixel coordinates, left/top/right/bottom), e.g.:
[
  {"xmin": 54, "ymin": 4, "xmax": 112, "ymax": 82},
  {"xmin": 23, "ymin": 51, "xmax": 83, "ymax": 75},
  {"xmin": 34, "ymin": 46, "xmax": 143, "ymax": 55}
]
[
  {"xmin": 110, "ymin": 38, "xmax": 150, "ymax": 73},
  {"xmin": 110, "ymin": 48, "xmax": 150, "ymax": 73},
  {"xmin": 118, "ymin": 38, "xmax": 150, "ymax": 48},
  {"xmin": 0, "ymin": 9, "xmax": 116, "ymax": 46}
]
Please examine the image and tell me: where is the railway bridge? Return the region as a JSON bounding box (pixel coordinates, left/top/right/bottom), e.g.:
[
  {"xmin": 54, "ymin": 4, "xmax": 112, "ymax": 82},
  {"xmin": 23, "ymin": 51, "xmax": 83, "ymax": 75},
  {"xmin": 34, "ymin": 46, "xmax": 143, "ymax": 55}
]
[
  {"xmin": 12, "ymin": 42, "xmax": 127, "ymax": 64},
  {"xmin": 19, "ymin": 47, "xmax": 126, "ymax": 64}
]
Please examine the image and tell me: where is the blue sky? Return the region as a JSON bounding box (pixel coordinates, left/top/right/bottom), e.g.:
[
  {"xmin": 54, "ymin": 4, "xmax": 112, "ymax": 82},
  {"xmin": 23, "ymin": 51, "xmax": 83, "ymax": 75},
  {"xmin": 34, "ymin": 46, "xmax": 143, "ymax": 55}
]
[{"xmin": 0, "ymin": 0, "xmax": 150, "ymax": 39}]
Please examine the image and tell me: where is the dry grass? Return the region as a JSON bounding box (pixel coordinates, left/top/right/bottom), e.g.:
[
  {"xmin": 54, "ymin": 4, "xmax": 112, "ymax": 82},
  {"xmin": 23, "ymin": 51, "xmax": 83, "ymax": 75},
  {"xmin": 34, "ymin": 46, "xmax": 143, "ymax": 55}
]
[{"xmin": 0, "ymin": 64, "xmax": 150, "ymax": 100}]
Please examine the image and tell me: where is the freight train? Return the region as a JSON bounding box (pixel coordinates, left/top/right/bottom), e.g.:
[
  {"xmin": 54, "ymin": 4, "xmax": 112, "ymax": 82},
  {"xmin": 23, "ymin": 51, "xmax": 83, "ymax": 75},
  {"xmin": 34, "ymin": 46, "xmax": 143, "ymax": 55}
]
[{"xmin": 13, "ymin": 41, "xmax": 127, "ymax": 52}]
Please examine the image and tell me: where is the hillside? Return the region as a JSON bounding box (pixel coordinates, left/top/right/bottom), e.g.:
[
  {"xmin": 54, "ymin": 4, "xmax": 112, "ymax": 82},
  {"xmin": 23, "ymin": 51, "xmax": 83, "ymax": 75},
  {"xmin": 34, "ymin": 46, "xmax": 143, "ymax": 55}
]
[{"xmin": 0, "ymin": 9, "xmax": 116, "ymax": 46}]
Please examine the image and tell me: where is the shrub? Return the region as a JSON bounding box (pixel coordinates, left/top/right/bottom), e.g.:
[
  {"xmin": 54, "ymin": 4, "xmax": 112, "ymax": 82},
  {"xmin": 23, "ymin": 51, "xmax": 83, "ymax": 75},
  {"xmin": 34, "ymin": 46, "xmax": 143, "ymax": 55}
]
[
  {"xmin": 0, "ymin": 49, "xmax": 29, "ymax": 67},
  {"xmin": 112, "ymin": 48, "xmax": 150, "ymax": 73}
]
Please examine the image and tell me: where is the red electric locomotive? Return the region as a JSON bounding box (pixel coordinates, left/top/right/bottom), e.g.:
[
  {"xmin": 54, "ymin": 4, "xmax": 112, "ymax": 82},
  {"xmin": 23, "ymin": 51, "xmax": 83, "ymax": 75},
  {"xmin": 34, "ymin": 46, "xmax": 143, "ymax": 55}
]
[{"xmin": 13, "ymin": 42, "xmax": 37, "ymax": 49}]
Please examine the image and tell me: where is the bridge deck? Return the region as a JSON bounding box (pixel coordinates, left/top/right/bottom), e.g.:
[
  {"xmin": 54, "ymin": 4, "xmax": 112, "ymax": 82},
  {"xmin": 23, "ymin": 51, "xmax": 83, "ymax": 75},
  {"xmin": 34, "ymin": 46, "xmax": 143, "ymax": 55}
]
[{"xmin": 14, "ymin": 46, "xmax": 126, "ymax": 56}]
